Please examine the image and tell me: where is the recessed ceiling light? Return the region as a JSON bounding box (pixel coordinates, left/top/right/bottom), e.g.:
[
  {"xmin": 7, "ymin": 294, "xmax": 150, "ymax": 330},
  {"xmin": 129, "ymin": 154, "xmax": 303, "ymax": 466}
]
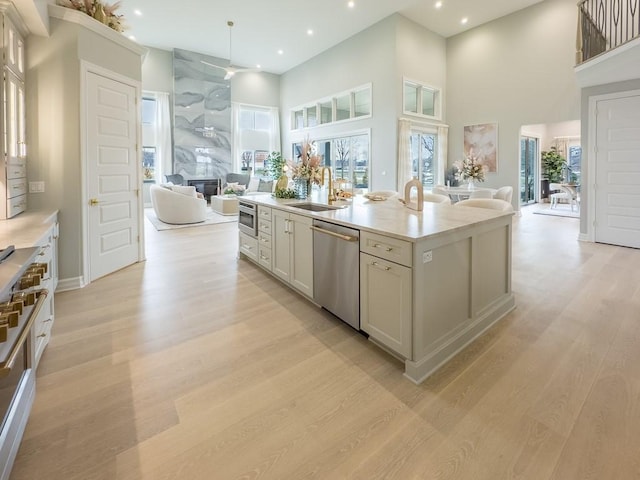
[
  {"xmin": 461, "ymin": 17, "xmax": 468, "ymax": 25},
  {"xmin": 133, "ymin": 9, "xmax": 142, "ymax": 16},
  {"xmin": 435, "ymin": 1, "xmax": 442, "ymax": 8},
  {"xmin": 128, "ymin": 35, "xmax": 136, "ymax": 41},
  {"xmin": 278, "ymin": 49, "xmax": 284, "ymax": 55},
  {"xmin": 348, "ymin": 1, "xmax": 355, "ymax": 8},
  {"xmin": 307, "ymin": 29, "xmax": 314, "ymax": 36}
]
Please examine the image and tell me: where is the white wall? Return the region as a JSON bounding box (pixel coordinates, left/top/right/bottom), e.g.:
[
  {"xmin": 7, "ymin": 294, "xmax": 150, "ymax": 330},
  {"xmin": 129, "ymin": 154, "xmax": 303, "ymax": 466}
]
[
  {"xmin": 232, "ymin": 71, "xmax": 280, "ymax": 107},
  {"xmin": 26, "ymin": 16, "xmax": 143, "ymax": 282},
  {"xmin": 280, "ymin": 14, "xmax": 447, "ymax": 191},
  {"xmin": 142, "ymin": 47, "xmax": 173, "ymax": 93},
  {"xmin": 446, "ymin": 0, "xmax": 581, "ymax": 202}
]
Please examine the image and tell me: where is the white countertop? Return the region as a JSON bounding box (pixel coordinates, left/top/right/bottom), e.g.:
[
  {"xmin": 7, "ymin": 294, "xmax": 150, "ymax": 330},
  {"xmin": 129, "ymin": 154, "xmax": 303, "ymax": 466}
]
[
  {"xmin": 0, "ymin": 210, "xmax": 59, "ymax": 248},
  {"xmin": 242, "ymin": 193, "xmax": 512, "ymax": 242}
]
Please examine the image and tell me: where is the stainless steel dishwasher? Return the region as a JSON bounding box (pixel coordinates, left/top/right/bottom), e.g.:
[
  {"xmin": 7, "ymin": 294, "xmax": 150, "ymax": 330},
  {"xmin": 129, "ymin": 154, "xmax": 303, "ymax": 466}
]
[{"xmin": 312, "ymin": 219, "xmax": 360, "ymax": 330}]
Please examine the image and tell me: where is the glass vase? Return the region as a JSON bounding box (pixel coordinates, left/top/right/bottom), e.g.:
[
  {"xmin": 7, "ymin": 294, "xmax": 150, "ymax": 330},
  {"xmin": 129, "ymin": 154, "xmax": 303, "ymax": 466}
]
[
  {"xmin": 295, "ymin": 177, "xmax": 309, "ymax": 199},
  {"xmin": 467, "ymin": 179, "xmax": 475, "ymax": 191}
]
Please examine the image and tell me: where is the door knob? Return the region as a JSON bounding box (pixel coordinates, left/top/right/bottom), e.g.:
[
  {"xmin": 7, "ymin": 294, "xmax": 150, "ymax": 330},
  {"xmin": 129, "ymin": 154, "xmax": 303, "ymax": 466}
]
[{"xmin": 89, "ymin": 198, "xmax": 99, "ymax": 206}]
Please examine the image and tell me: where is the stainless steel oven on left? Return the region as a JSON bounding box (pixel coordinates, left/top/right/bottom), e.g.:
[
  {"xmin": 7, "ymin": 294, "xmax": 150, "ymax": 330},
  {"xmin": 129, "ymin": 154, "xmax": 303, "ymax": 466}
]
[
  {"xmin": 0, "ymin": 247, "xmax": 48, "ymax": 480},
  {"xmin": 238, "ymin": 199, "xmax": 258, "ymax": 237}
]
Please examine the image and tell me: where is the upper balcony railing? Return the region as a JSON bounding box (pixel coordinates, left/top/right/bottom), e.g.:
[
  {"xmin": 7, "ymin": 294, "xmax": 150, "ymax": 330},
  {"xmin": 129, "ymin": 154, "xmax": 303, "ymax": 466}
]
[{"xmin": 577, "ymin": 0, "xmax": 640, "ymax": 64}]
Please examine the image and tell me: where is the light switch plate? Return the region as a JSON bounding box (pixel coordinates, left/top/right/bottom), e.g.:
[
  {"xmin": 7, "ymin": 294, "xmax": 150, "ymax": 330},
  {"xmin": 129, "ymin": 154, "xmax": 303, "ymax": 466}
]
[{"xmin": 29, "ymin": 181, "xmax": 45, "ymax": 193}]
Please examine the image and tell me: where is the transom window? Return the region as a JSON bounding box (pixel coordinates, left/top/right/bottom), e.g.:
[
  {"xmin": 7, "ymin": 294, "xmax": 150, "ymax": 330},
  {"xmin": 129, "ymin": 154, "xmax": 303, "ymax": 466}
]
[
  {"xmin": 291, "ymin": 84, "xmax": 372, "ymax": 130},
  {"xmin": 403, "ymin": 79, "xmax": 441, "ymax": 120}
]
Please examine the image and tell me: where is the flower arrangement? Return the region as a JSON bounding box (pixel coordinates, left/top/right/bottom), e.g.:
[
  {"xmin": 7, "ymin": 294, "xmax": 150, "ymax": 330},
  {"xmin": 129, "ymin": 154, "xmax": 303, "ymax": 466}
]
[
  {"xmin": 454, "ymin": 155, "xmax": 486, "ymax": 183},
  {"xmin": 223, "ymin": 183, "xmax": 246, "ymax": 196},
  {"xmin": 57, "ymin": 0, "xmax": 127, "ymax": 33},
  {"xmin": 289, "ymin": 137, "xmax": 322, "ymax": 185}
]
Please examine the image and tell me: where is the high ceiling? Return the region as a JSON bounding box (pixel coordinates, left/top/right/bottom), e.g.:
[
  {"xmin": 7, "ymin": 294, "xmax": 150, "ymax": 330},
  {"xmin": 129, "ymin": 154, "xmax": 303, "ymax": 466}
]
[{"xmin": 116, "ymin": 0, "xmax": 544, "ymax": 74}]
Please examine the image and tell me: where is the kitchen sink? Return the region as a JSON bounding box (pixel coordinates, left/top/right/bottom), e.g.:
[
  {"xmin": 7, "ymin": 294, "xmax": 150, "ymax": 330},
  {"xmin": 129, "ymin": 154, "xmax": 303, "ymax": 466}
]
[{"xmin": 285, "ymin": 202, "xmax": 348, "ymax": 212}]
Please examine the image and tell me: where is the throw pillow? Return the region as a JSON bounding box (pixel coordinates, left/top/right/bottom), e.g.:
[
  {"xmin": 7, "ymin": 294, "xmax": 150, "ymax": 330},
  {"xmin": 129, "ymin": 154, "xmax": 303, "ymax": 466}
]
[
  {"xmin": 258, "ymin": 179, "xmax": 274, "ymax": 193},
  {"xmin": 170, "ymin": 185, "xmax": 197, "ymax": 197},
  {"xmin": 247, "ymin": 177, "xmax": 260, "ymax": 193}
]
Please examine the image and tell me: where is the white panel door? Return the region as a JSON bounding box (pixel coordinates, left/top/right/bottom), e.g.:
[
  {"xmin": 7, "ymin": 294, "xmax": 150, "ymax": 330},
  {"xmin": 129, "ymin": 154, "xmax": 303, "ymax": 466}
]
[
  {"xmin": 595, "ymin": 95, "xmax": 640, "ymax": 248},
  {"xmin": 86, "ymin": 71, "xmax": 140, "ymax": 281}
]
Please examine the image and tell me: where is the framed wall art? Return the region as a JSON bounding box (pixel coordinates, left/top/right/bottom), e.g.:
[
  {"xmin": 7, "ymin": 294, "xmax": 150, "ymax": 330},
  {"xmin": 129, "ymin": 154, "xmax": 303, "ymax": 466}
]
[{"xmin": 463, "ymin": 123, "xmax": 498, "ymax": 173}]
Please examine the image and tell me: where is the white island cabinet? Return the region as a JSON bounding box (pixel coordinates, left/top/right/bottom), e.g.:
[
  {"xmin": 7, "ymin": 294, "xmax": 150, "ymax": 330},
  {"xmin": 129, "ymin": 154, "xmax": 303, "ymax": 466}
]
[
  {"xmin": 272, "ymin": 209, "xmax": 313, "ymax": 297},
  {"xmin": 237, "ymin": 196, "xmax": 514, "ymax": 384},
  {"xmin": 360, "ymin": 231, "xmax": 413, "ymax": 358}
]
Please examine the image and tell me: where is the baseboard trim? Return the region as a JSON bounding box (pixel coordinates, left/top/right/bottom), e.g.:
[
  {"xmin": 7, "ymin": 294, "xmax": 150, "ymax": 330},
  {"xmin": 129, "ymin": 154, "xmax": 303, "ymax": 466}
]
[
  {"xmin": 404, "ymin": 293, "xmax": 516, "ymax": 384},
  {"xmin": 56, "ymin": 276, "xmax": 87, "ymax": 292}
]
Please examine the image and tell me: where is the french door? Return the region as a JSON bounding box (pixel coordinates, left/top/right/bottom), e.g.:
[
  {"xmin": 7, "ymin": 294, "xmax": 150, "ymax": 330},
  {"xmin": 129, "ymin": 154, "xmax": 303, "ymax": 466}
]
[{"xmin": 520, "ymin": 136, "xmax": 538, "ymax": 205}]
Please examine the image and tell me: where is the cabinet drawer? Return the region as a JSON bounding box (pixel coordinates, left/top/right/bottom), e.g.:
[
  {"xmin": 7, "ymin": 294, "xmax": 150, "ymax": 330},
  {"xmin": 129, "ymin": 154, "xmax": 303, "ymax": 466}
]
[
  {"xmin": 258, "ymin": 231, "xmax": 272, "ymax": 249},
  {"xmin": 258, "ymin": 218, "xmax": 272, "ymax": 235},
  {"xmin": 360, "ymin": 231, "xmax": 412, "ymax": 267},
  {"xmin": 7, "ymin": 194, "xmax": 26, "ymax": 218},
  {"xmin": 7, "ymin": 177, "xmax": 27, "ymax": 198},
  {"xmin": 258, "ymin": 245, "xmax": 272, "ymax": 270},
  {"xmin": 239, "ymin": 232, "xmax": 258, "ymax": 261},
  {"xmin": 6, "ymin": 164, "xmax": 26, "ymax": 180},
  {"xmin": 258, "ymin": 206, "xmax": 272, "ymax": 220}
]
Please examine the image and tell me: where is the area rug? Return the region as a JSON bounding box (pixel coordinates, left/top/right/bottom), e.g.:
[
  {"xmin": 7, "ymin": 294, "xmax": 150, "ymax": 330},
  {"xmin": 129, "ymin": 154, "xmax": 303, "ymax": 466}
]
[
  {"xmin": 533, "ymin": 207, "xmax": 579, "ymax": 219},
  {"xmin": 145, "ymin": 208, "xmax": 238, "ymax": 231}
]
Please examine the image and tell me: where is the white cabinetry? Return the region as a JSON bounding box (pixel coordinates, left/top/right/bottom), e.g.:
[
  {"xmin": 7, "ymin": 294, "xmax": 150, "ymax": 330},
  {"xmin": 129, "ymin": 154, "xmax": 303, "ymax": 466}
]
[
  {"xmin": 33, "ymin": 220, "xmax": 59, "ymax": 366},
  {"xmin": 257, "ymin": 206, "xmax": 272, "ymax": 270},
  {"xmin": 239, "ymin": 232, "xmax": 258, "ymax": 262},
  {"xmin": 360, "ymin": 232, "xmax": 412, "ymax": 358},
  {"xmin": 0, "ymin": 12, "xmax": 26, "ymax": 219},
  {"xmin": 272, "ymin": 209, "xmax": 313, "ymax": 297}
]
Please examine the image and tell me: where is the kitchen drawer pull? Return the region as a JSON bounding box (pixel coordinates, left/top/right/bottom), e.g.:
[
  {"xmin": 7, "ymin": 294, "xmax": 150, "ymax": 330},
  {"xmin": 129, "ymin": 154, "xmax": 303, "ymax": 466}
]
[
  {"xmin": 372, "ymin": 261, "xmax": 391, "ymax": 271},
  {"xmin": 309, "ymin": 225, "xmax": 358, "ymax": 242},
  {"xmin": 373, "ymin": 243, "xmax": 393, "ymax": 252},
  {"xmin": 242, "ymin": 244, "xmax": 253, "ymax": 250}
]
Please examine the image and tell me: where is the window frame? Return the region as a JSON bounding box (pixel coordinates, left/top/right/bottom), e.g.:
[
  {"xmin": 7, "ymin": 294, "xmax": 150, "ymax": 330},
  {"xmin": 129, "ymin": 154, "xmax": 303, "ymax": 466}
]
[
  {"xmin": 402, "ymin": 77, "xmax": 442, "ymax": 121},
  {"xmin": 291, "ymin": 128, "xmax": 371, "ymax": 191},
  {"xmin": 290, "ymin": 83, "xmax": 372, "ymax": 130}
]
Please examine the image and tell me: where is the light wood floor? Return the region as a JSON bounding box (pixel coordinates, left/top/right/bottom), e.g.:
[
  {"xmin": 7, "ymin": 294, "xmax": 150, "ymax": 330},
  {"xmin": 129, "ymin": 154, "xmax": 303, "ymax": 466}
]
[{"xmin": 10, "ymin": 207, "xmax": 640, "ymax": 480}]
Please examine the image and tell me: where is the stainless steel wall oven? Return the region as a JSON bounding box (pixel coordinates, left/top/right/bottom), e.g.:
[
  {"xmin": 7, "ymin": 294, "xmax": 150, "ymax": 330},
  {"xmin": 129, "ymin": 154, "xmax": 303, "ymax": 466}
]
[{"xmin": 238, "ymin": 199, "xmax": 258, "ymax": 237}]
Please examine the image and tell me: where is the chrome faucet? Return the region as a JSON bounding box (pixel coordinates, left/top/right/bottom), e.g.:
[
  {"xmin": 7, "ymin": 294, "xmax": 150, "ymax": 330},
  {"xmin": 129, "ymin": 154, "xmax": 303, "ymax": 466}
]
[{"xmin": 321, "ymin": 167, "xmax": 336, "ymax": 204}]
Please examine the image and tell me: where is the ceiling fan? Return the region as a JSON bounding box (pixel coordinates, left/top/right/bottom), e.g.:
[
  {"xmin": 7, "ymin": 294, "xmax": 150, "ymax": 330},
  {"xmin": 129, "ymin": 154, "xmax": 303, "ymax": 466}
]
[{"xmin": 201, "ymin": 20, "xmax": 259, "ymax": 80}]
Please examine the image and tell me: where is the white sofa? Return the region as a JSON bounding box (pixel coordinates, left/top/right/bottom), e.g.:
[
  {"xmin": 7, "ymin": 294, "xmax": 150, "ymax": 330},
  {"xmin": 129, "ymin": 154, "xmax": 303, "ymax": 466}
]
[{"xmin": 150, "ymin": 184, "xmax": 207, "ymax": 224}]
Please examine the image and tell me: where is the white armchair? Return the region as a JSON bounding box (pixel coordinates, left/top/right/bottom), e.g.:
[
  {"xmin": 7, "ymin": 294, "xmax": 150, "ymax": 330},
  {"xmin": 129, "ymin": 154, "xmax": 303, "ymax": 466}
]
[{"xmin": 150, "ymin": 185, "xmax": 207, "ymax": 224}]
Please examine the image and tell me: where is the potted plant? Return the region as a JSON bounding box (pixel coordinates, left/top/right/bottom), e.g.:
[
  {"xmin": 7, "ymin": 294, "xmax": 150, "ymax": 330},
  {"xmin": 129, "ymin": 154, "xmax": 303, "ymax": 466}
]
[
  {"xmin": 541, "ymin": 146, "xmax": 566, "ymax": 200},
  {"xmin": 265, "ymin": 151, "xmax": 286, "ymax": 181}
]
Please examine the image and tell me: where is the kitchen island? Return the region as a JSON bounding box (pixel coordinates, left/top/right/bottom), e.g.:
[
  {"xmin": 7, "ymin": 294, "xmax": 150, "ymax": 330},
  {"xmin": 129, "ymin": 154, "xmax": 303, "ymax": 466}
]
[{"xmin": 238, "ymin": 194, "xmax": 514, "ymax": 384}]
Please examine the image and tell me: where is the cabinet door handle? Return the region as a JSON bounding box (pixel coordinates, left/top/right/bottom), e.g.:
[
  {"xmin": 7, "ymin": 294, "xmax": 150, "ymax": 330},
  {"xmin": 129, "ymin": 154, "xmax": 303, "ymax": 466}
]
[{"xmin": 372, "ymin": 261, "xmax": 391, "ymax": 271}]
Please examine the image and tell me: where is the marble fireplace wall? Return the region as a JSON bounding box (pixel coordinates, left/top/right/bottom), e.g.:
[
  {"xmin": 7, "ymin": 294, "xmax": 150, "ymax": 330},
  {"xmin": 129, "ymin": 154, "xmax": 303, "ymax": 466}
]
[{"xmin": 173, "ymin": 48, "xmax": 231, "ymax": 181}]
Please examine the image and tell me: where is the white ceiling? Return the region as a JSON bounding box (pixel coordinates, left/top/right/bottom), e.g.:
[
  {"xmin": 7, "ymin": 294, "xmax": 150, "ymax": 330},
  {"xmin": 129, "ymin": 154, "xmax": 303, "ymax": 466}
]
[{"xmin": 116, "ymin": 0, "xmax": 544, "ymax": 74}]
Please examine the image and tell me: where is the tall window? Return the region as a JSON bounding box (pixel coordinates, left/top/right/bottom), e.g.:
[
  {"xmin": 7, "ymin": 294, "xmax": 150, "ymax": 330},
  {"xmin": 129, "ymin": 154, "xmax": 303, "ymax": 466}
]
[
  {"xmin": 141, "ymin": 96, "xmax": 157, "ymax": 181},
  {"xmin": 235, "ymin": 104, "xmax": 280, "ymax": 176},
  {"xmin": 293, "ymin": 131, "xmax": 370, "ymax": 190},
  {"xmin": 410, "ymin": 131, "xmax": 437, "ymax": 189}
]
